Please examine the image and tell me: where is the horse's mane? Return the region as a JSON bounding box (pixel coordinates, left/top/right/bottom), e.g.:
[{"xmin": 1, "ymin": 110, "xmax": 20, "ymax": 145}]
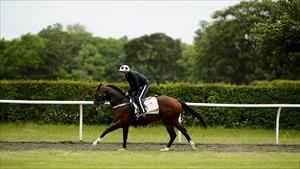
[{"xmin": 106, "ymin": 85, "xmax": 125, "ymax": 95}]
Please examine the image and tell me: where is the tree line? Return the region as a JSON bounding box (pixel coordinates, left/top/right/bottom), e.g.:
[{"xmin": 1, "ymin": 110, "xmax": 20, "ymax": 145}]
[{"xmin": 0, "ymin": 0, "xmax": 299, "ymax": 84}]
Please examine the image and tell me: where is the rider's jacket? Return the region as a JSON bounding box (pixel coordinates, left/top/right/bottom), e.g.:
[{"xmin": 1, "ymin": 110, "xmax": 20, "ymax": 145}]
[{"xmin": 126, "ymin": 71, "xmax": 149, "ymax": 96}]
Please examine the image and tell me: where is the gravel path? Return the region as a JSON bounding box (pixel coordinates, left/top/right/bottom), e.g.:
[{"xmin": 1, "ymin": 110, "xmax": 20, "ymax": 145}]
[{"xmin": 1, "ymin": 141, "xmax": 299, "ymax": 152}]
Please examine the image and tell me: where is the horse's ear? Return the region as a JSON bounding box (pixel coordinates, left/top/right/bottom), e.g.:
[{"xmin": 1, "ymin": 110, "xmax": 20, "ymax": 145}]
[{"xmin": 97, "ymin": 82, "xmax": 102, "ymax": 89}]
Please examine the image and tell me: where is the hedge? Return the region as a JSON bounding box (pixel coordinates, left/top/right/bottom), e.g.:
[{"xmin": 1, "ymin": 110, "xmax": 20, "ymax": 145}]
[{"xmin": 0, "ymin": 80, "xmax": 299, "ymax": 129}]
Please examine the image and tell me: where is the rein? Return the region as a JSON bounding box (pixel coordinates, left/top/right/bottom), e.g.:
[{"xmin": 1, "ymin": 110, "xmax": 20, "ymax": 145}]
[{"xmin": 112, "ymin": 102, "xmax": 130, "ymax": 109}]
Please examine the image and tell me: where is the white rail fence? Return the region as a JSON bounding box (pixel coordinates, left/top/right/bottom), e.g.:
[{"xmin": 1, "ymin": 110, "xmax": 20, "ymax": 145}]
[
  {"xmin": 0, "ymin": 99, "xmax": 299, "ymax": 144},
  {"xmin": 0, "ymin": 100, "xmax": 92, "ymax": 142}
]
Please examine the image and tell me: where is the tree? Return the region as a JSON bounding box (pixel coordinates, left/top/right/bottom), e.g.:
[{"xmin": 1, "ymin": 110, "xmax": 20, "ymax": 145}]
[
  {"xmin": 38, "ymin": 23, "xmax": 73, "ymax": 79},
  {"xmin": 177, "ymin": 43, "xmax": 197, "ymax": 82},
  {"xmin": 0, "ymin": 23, "xmax": 127, "ymax": 81},
  {"xmin": 67, "ymin": 37, "xmax": 126, "ymax": 81},
  {"xmin": 124, "ymin": 33, "xmax": 182, "ymax": 83},
  {"xmin": 6, "ymin": 23, "xmax": 127, "ymax": 81},
  {"xmin": 0, "ymin": 34, "xmax": 46, "ymax": 79},
  {"xmin": 67, "ymin": 23, "xmax": 89, "ymax": 34},
  {"xmin": 38, "ymin": 23, "xmax": 94, "ymax": 79},
  {"xmin": 252, "ymin": 0, "xmax": 300, "ymax": 80},
  {"xmin": 68, "ymin": 43, "xmax": 104, "ymax": 80},
  {"xmin": 0, "ymin": 39, "xmax": 7, "ymax": 78},
  {"xmin": 194, "ymin": 1, "xmax": 272, "ymax": 84}
]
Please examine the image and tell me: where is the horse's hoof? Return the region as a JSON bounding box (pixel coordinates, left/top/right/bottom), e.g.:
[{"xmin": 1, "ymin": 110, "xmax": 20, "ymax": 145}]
[
  {"xmin": 190, "ymin": 140, "xmax": 197, "ymax": 150},
  {"xmin": 192, "ymin": 146, "xmax": 198, "ymax": 150},
  {"xmin": 92, "ymin": 138, "xmax": 101, "ymax": 146},
  {"xmin": 92, "ymin": 140, "xmax": 98, "ymax": 146},
  {"xmin": 118, "ymin": 148, "xmax": 126, "ymax": 151},
  {"xmin": 160, "ymin": 147, "xmax": 170, "ymax": 152}
]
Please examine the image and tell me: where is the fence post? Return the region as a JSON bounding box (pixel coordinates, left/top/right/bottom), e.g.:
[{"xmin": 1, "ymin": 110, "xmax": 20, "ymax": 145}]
[
  {"xmin": 276, "ymin": 107, "xmax": 281, "ymax": 145},
  {"xmin": 79, "ymin": 104, "xmax": 83, "ymax": 141}
]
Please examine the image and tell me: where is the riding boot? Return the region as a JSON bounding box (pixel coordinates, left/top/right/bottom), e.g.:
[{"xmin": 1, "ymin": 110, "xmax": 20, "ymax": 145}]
[
  {"xmin": 139, "ymin": 110, "xmax": 146, "ymax": 118},
  {"xmin": 136, "ymin": 112, "xmax": 145, "ymax": 121},
  {"xmin": 136, "ymin": 107, "xmax": 146, "ymax": 120}
]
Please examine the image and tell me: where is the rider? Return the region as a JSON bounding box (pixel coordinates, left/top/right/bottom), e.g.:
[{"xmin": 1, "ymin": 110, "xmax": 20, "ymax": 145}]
[{"xmin": 119, "ymin": 65, "xmax": 149, "ymax": 119}]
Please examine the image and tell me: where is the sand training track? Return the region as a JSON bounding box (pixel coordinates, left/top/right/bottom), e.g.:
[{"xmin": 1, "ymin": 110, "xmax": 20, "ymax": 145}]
[{"xmin": 1, "ymin": 141, "xmax": 299, "ymax": 152}]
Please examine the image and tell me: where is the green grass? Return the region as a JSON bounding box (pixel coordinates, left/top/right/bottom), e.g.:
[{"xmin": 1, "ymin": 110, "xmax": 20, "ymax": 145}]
[
  {"xmin": 1, "ymin": 123, "xmax": 299, "ymax": 169},
  {"xmin": 1, "ymin": 123, "xmax": 299, "ymax": 144},
  {"xmin": 1, "ymin": 150, "xmax": 299, "ymax": 169}
]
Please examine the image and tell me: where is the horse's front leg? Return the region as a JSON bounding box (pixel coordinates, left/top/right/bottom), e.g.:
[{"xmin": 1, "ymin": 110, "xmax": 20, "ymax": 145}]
[
  {"xmin": 92, "ymin": 119, "xmax": 121, "ymax": 146},
  {"xmin": 120, "ymin": 125, "xmax": 129, "ymax": 150}
]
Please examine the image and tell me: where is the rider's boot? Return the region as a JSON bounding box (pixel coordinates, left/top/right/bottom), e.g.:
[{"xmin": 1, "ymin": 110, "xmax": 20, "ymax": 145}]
[
  {"xmin": 136, "ymin": 110, "xmax": 146, "ymax": 120},
  {"xmin": 139, "ymin": 110, "xmax": 146, "ymax": 118},
  {"xmin": 135, "ymin": 98, "xmax": 147, "ymax": 120}
]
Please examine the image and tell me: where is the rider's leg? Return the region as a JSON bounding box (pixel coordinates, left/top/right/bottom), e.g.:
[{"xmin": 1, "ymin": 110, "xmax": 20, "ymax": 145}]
[
  {"xmin": 133, "ymin": 96, "xmax": 143, "ymax": 119},
  {"xmin": 137, "ymin": 84, "xmax": 149, "ymax": 117}
]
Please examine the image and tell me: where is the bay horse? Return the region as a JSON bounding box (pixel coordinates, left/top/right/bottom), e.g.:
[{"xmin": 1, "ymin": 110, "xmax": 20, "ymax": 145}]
[{"xmin": 92, "ymin": 83, "xmax": 208, "ymax": 151}]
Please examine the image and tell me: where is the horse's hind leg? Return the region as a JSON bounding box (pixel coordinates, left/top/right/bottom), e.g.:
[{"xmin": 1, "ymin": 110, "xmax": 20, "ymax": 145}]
[
  {"xmin": 173, "ymin": 120, "xmax": 197, "ymax": 150},
  {"xmin": 92, "ymin": 120, "xmax": 121, "ymax": 146},
  {"xmin": 161, "ymin": 125, "xmax": 176, "ymax": 151}
]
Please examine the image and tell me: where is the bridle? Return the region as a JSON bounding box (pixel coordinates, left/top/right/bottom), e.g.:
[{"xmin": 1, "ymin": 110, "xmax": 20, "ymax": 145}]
[{"xmin": 94, "ymin": 89, "xmax": 107, "ymax": 111}]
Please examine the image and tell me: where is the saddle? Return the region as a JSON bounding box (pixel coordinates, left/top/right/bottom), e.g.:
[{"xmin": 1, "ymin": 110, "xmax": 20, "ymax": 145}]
[{"xmin": 130, "ymin": 97, "xmax": 159, "ymax": 115}]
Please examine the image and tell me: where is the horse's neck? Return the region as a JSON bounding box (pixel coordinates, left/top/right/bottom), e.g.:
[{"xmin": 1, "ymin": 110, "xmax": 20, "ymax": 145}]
[
  {"xmin": 110, "ymin": 91, "xmax": 124, "ymax": 100},
  {"xmin": 107, "ymin": 87, "xmax": 127, "ymax": 103}
]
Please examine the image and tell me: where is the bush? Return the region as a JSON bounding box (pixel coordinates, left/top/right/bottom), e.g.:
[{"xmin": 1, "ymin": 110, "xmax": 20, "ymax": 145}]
[
  {"xmin": 0, "ymin": 80, "xmax": 299, "ymax": 129},
  {"xmin": 250, "ymin": 80, "xmax": 300, "ymax": 88}
]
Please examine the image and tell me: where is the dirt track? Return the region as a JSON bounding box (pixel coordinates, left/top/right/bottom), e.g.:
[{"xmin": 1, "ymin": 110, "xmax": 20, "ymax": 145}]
[{"xmin": 1, "ymin": 141, "xmax": 299, "ymax": 152}]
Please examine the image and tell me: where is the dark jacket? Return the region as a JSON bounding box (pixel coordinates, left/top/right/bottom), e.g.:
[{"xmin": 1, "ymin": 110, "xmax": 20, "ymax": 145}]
[{"xmin": 126, "ymin": 71, "xmax": 148, "ymax": 95}]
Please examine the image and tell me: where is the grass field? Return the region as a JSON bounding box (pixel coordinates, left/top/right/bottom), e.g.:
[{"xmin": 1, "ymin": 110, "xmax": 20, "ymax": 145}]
[
  {"xmin": 1, "ymin": 150, "xmax": 299, "ymax": 169},
  {"xmin": 1, "ymin": 123, "xmax": 299, "ymax": 169},
  {"xmin": 1, "ymin": 123, "xmax": 299, "ymax": 144}
]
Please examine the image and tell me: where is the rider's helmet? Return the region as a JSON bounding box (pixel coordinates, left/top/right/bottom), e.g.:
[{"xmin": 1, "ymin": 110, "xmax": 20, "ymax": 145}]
[{"xmin": 119, "ymin": 65, "xmax": 130, "ymax": 72}]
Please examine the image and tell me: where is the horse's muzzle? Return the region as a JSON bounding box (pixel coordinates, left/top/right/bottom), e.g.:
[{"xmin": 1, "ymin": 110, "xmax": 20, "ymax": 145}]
[
  {"xmin": 96, "ymin": 106, "xmax": 101, "ymax": 111},
  {"xmin": 93, "ymin": 104, "xmax": 103, "ymax": 112}
]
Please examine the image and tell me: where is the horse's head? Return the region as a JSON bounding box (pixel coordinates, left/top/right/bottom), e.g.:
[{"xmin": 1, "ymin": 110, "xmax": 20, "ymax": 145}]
[
  {"xmin": 93, "ymin": 83, "xmax": 108, "ymax": 111},
  {"xmin": 93, "ymin": 83, "xmax": 126, "ymax": 111}
]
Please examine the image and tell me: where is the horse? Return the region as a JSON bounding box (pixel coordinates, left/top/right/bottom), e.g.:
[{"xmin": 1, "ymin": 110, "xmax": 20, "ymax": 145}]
[{"xmin": 92, "ymin": 83, "xmax": 208, "ymax": 151}]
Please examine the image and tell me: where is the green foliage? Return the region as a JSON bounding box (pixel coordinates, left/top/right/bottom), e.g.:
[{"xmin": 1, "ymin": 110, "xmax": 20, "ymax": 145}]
[
  {"xmin": 0, "ymin": 80, "xmax": 95, "ymax": 124},
  {"xmin": 1, "ymin": 1, "xmax": 299, "ymax": 84},
  {"xmin": 37, "ymin": 23, "xmax": 74, "ymax": 78},
  {"xmin": 250, "ymin": 80, "xmax": 300, "ymax": 88},
  {"xmin": 37, "ymin": 23, "xmax": 127, "ymax": 81},
  {"xmin": 124, "ymin": 33, "xmax": 183, "ymax": 83},
  {"xmin": 194, "ymin": 0, "xmax": 272, "ymax": 84},
  {"xmin": 177, "ymin": 43, "xmax": 197, "ymax": 82},
  {"xmin": 252, "ymin": 0, "xmax": 300, "ymax": 80},
  {"xmin": 0, "ymin": 23, "xmax": 126, "ymax": 81},
  {"xmin": 1, "ymin": 80, "xmax": 299, "ymax": 129},
  {"xmin": 0, "ymin": 34, "xmax": 47, "ymax": 79}
]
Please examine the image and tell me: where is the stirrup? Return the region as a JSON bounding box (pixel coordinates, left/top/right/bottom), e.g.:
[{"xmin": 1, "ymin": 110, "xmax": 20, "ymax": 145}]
[
  {"xmin": 140, "ymin": 113, "xmax": 146, "ymax": 118},
  {"xmin": 136, "ymin": 112, "xmax": 146, "ymax": 120}
]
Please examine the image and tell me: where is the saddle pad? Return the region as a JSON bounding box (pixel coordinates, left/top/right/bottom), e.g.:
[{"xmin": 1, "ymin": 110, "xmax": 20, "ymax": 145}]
[{"xmin": 145, "ymin": 97, "xmax": 159, "ymax": 114}]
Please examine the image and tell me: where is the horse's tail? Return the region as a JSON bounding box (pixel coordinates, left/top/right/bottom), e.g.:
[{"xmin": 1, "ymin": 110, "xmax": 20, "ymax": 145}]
[{"xmin": 178, "ymin": 100, "xmax": 208, "ymax": 129}]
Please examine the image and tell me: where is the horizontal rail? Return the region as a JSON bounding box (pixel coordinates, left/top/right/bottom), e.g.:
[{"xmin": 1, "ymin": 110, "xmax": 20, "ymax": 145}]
[
  {"xmin": 1, "ymin": 100, "xmax": 299, "ymax": 108},
  {"xmin": 0, "ymin": 100, "xmax": 93, "ymax": 105},
  {"xmin": 1, "ymin": 99, "xmax": 299, "ymax": 144},
  {"xmin": 185, "ymin": 102, "xmax": 300, "ymax": 108}
]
